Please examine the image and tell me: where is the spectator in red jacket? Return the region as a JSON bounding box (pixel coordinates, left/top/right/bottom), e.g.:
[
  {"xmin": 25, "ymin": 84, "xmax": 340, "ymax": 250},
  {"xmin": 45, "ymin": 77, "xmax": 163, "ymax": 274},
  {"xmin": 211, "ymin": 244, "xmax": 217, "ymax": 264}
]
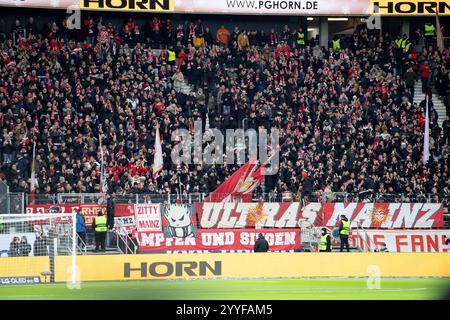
[
  {"xmin": 275, "ymin": 41, "xmax": 291, "ymax": 59},
  {"xmin": 269, "ymin": 28, "xmax": 278, "ymax": 47},
  {"xmin": 150, "ymin": 17, "xmax": 162, "ymax": 46},
  {"xmin": 419, "ymin": 60, "xmax": 431, "ymax": 93}
]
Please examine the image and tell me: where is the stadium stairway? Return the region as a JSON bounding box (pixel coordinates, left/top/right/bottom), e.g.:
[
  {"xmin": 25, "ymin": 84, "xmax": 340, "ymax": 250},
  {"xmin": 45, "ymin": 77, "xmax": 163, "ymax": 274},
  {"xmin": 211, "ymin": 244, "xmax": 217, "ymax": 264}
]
[
  {"xmin": 331, "ymin": 245, "xmax": 359, "ymax": 252},
  {"xmin": 83, "ymin": 247, "xmax": 122, "ymax": 255},
  {"xmin": 414, "ymin": 81, "xmax": 447, "ymax": 128},
  {"xmin": 79, "ymin": 243, "xmax": 122, "ymax": 255},
  {"xmin": 77, "ymin": 231, "xmax": 123, "ymax": 255}
]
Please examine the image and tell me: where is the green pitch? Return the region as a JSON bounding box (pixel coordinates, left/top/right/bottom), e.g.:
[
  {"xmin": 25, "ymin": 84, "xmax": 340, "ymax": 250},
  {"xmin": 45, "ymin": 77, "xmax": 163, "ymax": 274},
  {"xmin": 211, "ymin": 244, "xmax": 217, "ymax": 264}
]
[{"xmin": 0, "ymin": 278, "xmax": 449, "ymax": 300}]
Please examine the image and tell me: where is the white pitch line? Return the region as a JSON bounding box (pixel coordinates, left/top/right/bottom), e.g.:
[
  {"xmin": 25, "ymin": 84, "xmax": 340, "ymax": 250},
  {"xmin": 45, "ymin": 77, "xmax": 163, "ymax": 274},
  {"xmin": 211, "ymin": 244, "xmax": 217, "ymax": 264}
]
[
  {"xmin": 181, "ymin": 287, "xmax": 430, "ymax": 293},
  {"xmin": 0, "ymin": 294, "xmax": 66, "ymax": 299},
  {"xmin": 1, "ymin": 288, "xmax": 429, "ymax": 299}
]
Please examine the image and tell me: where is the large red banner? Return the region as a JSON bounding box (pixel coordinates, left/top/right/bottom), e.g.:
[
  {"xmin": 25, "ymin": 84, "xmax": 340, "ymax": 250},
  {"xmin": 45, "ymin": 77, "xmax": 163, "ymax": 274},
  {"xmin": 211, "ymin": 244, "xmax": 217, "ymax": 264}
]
[
  {"xmin": 196, "ymin": 202, "xmax": 444, "ymax": 229},
  {"xmin": 26, "ymin": 204, "xmax": 106, "ymax": 227},
  {"xmin": 322, "ymin": 203, "xmax": 444, "ymax": 229},
  {"xmin": 348, "ymin": 229, "xmax": 450, "ymax": 253},
  {"xmin": 197, "ymin": 202, "xmax": 322, "ymax": 228},
  {"xmin": 26, "ymin": 201, "xmax": 445, "ymax": 233},
  {"xmin": 137, "ymin": 229, "xmax": 300, "ymax": 253}
]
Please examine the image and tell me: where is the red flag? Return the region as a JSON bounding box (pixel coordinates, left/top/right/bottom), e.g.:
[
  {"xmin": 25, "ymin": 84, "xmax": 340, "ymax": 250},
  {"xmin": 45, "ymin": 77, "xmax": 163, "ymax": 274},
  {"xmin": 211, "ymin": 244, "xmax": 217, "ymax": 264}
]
[
  {"xmin": 206, "ymin": 161, "xmax": 256, "ymax": 202},
  {"xmin": 236, "ymin": 162, "xmax": 268, "ymax": 202},
  {"xmin": 250, "ymin": 162, "xmax": 267, "ymax": 186},
  {"xmin": 237, "ymin": 145, "xmax": 282, "ymax": 201}
]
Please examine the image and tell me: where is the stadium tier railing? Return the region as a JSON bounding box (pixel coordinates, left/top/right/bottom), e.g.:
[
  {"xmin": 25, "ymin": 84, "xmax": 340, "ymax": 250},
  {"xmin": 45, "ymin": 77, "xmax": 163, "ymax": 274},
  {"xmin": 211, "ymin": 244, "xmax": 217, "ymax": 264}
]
[{"xmin": 13, "ymin": 192, "xmax": 450, "ymax": 206}]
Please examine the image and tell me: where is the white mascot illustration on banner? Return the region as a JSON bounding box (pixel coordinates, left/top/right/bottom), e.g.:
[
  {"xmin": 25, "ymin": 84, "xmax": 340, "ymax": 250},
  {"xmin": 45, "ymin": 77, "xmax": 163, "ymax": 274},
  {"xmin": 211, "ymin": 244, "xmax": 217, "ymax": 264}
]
[{"xmin": 162, "ymin": 204, "xmax": 198, "ymax": 238}]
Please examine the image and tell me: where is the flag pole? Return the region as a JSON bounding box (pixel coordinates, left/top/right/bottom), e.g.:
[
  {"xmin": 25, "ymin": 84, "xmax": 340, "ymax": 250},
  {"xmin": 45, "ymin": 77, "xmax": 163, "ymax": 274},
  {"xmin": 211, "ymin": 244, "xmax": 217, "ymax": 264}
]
[
  {"xmin": 423, "ymin": 94, "xmax": 430, "ymax": 164},
  {"xmin": 30, "ymin": 141, "xmax": 36, "ymax": 203},
  {"xmin": 99, "ymin": 134, "xmax": 106, "ymax": 195},
  {"xmin": 152, "ymin": 121, "xmax": 164, "ymax": 181},
  {"xmin": 435, "ymin": 11, "xmax": 444, "ymax": 52},
  {"xmin": 178, "ymin": 175, "xmax": 183, "ymax": 199},
  {"xmin": 32, "ymin": 141, "xmax": 36, "ymax": 172},
  {"xmin": 154, "ymin": 123, "xmax": 158, "ymax": 183}
]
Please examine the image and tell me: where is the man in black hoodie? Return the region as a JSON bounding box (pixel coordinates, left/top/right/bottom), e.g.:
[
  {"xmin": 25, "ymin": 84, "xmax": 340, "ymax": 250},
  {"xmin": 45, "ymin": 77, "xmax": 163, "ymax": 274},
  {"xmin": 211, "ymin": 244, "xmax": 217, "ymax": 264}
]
[
  {"xmin": 254, "ymin": 233, "xmax": 269, "ymax": 252},
  {"xmin": 106, "ymin": 195, "xmax": 115, "ymax": 230},
  {"xmin": 301, "ymin": 171, "xmax": 313, "ymax": 201}
]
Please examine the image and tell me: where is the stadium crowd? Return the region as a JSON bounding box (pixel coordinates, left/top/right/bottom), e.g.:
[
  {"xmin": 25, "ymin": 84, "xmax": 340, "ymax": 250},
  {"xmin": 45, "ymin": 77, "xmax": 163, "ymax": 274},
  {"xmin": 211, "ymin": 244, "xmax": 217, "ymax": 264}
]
[{"xmin": 0, "ymin": 15, "xmax": 449, "ymax": 201}]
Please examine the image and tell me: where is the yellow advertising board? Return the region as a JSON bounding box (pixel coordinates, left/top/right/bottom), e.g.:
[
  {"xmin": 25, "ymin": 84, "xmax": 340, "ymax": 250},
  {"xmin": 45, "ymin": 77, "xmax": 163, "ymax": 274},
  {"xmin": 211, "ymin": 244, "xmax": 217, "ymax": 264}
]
[
  {"xmin": 79, "ymin": 0, "xmax": 174, "ymax": 12},
  {"xmin": 0, "ymin": 256, "xmax": 50, "ymax": 279},
  {"xmin": 370, "ymin": 0, "xmax": 450, "ymax": 15},
  {"xmin": 49, "ymin": 253, "xmax": 450, "ymax": 282},
  {"xmin": 1, "ymin": 253, "xmax": 449, "ymax": 283},
  {"xmin": 0, "ymin": 0, "xmax": 449, "ymax": 15}
]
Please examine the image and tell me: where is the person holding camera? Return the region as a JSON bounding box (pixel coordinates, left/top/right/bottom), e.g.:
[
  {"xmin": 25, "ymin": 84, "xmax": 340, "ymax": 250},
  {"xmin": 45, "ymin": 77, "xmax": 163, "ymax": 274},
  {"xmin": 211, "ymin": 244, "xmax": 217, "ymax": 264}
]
[
  {"xmin": 18, "ymin": 236, "xmax": 32, "ymax": 256},
  {"xmin": 2, "ymin": 132, "xmax": 14, "ymax": 164},
  {"xmin": 33, "ymin": 233, "xmax": 48, "ymax": 256},
  {"xmin": 8, "ymin": 237, "xmax": 20, "ymax": 257}
]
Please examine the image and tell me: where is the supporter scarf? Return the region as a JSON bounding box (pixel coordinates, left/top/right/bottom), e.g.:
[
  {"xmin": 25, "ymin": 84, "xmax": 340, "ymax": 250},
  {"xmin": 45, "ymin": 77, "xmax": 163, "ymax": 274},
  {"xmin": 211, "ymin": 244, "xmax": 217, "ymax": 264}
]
[{"xmin": 33, "ymin": 114, "xmax": 39, "ymax": 132}]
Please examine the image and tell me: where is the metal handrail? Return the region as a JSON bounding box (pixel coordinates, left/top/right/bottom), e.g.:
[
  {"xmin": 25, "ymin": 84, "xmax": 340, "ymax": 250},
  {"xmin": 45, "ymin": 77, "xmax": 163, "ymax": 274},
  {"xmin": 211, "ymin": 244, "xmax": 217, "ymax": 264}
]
[
  {"xmin": 65, "ymin": 233, "xmax": 87, "ymax": 255},
  {"xmin": 76, "ymin": 233, "xmax": 87, "ymax": 255},
  {"xmin": 115, "ymin": 232, "xmax": 125, "ymax": 254},
  {"xmin": 298, "ymin": 218, "xmax": 320, "ymax": 252},
  {"xmin": 125, "ymin": 233, "xmax": 137, "ymax": 254},
  {"xmin": 114, "ymin": 227, "xmax": 136, "ymax": 255}
]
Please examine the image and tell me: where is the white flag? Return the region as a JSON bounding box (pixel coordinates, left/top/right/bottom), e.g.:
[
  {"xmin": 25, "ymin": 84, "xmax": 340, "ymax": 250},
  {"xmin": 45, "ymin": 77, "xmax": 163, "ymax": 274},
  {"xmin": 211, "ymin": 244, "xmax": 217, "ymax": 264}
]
[
  {"xmin": 30, "ymin": 142, "xmax": 37, "ymax": 193},
  {"xmin": 153, "ymin": 123, "xmax": 163, "ymax": 179},
  {"xmin": 205, "ymin": 113, "xmax": 210, "ymax": 131},
  {"xmin": 99, "ymin": 136, "xmax": 108, "ymax": 194},
  {"xmin": 423, "ymin": 95, "xmax": 430, "ymax": 164},
  {"xmin": 436, "ymin": 12, "xmax": 444, "ymax": 52}
]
